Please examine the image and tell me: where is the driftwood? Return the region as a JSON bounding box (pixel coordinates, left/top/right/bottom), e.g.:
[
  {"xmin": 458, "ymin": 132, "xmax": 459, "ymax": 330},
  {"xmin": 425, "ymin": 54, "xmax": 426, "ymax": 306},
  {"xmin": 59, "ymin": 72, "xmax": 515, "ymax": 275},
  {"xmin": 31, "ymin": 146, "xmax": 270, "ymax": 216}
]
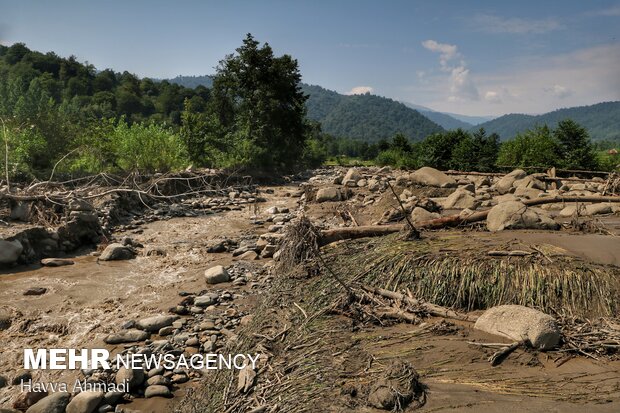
[
  {"xmin": 360, "ymin": 284, "xmax": 479, "ymax": 323},
  {"xmin": 318, "ymin": 195, "xmax": 620, "ymax": 245}
]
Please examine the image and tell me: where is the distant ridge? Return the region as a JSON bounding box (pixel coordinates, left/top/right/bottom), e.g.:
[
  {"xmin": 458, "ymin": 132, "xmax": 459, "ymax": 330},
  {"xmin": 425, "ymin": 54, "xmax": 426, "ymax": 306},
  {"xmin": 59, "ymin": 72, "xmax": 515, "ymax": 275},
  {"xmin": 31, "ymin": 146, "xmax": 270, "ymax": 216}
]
[{"xmin": 475, "ymin": 101, "xmax": 620, "ymax": 141}]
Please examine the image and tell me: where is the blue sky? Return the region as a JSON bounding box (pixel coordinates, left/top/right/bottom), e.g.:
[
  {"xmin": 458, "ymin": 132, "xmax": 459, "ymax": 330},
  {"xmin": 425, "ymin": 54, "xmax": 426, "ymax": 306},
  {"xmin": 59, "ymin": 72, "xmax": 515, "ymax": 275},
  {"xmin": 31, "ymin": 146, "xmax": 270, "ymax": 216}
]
[{"xmin": 1, "ymin": 0, "xmax": 619, "ymax": 116}]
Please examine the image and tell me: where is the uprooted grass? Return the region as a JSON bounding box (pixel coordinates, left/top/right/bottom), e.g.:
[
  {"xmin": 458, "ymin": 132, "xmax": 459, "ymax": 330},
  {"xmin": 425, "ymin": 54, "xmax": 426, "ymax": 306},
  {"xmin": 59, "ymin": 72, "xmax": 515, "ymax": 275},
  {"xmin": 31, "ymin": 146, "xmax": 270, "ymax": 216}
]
[{"xmin": 176, "ymin": 234, "xmax": 620, "ymax": 412}]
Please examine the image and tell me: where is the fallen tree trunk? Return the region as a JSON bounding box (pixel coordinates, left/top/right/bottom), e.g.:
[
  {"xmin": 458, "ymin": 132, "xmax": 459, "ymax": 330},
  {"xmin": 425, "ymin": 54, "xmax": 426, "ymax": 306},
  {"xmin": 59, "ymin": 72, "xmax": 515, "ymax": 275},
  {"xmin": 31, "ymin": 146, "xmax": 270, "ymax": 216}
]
[
  {"xmin": 318, "ymin": 195, "xmax": 620, "ymax": 244},
  {"xmin": 360, "ymin": 284, "xmax": 479, "ymax": 323}
]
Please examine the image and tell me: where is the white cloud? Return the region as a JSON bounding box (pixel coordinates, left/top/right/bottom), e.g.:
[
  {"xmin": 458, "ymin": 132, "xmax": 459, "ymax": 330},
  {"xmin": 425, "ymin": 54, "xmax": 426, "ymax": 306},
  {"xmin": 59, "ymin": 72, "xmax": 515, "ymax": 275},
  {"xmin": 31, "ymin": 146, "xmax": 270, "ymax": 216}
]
[
  {"xmin": 589, "ymin": 5, "xmax": 620, "ymax": 17},
  {"xmin": 484, "ymin": 91, "xmax": 502, "ymax": 103},
  {"xmin": 347, "ymin": 86, "xmax": 374, "ymax": 95},
  {"xmin": 422, "ymin": 40, "xmax": 479, "ymax": 102},
  {"xmin": 421, "ymin": 40, "xmax": 458, "ymax": 70},
  {"xmin": 472, "ymin": 14, "xmax": 563, "ymax": 34},
  {"xmin": 547, "ymin": 84, "xmax": 573, "ymax": 99}
]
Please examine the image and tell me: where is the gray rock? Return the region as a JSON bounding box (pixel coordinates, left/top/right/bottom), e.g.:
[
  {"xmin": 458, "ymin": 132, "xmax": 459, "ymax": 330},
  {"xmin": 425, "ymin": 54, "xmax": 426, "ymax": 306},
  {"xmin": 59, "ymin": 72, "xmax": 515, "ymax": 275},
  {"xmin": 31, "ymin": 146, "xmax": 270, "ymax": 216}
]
[
  {"xmin": 442, "ymin": 189, "xmax": 479, "ymax": 210},
  {"xmin": 146, "ymin": 375, "xmax": 169, "ymax": 386},
  {"xmin": 410, "ymin": 207, "xmax": 440, "ymax": 224},
  {"xmin": 474, "ymin": 305, "xmax": 561, "ymax": 350},
  {"xmin": 12, "ymin": 390, "xmax": 47, "ymax": 411},
  {"xmin": 342, "ymin": 168, "xmax": 362, "ymax": 186},
  {"xmin": 104, "ymin": 329, "xmax": 149, "ymax": 344},
  {"xmin": 205, "ymin": 265, "xmax": 230, "ymax": 284},
  {"xmin": 144, "ymin": 385, "xmax": 172, "ymax": 398},
  {"xmin": 486, "ymin": 201, "xmax": 559, "ymax": 232},
  {"xmin": 115, "ymin": 367, "xmax": 144, "ymax": 391},
  {"xmin": 0, "ymin": 374, "xmax": 7, "ymax": 388},
  {"xmin": 10, "ymin": 202, "xmax": 30, "ymax": 221},
  {"xmin": 236, "ymin": 250, "xmax": 258, "ymax": 261},
  {"xmin": 494, "ymin": 169, "xmax": 527, "ymax": 194},
  {"xmin": 23, "ymin": 287, "xmax": 47, "ymax": 296},
  {"xmin": 409, "ymin": 167, "xmax": 456, "ymax": 188},
  {"xmin": 136, "ymin": 315, "xmax": 179, "ymax": 332},
  {"xmin": 102, "ymin": 391, "xmax": 124, "ymax": 405},
  {"xmin": 99, "ymin": 243, "xmax": 135, "ymax": 261},
  {"xmin": 315, "ymin": 187, "xmax": 342, "ymax": 203},
  {"xmin": 66, "ymin": 391, "xmax": 104, "ymax": 413},
  {"xmin": 0, "ymin": 239, "xmax": 23, "ymax": 264},
  {"xmin": 40, "ymin": 258, "xmax": 74, "ymax": 267},
  {"xmin": 0, "ymin": 309, "xmax": 12, "ymax": 330},
  {"xmin": 25, "ymin": 392, "xmax": 70, "ymax": 413},
  {"xmin": 585, "ymin": 203, "xmax": 613, "ymax": 216},
  {"xmin": 194, "ymin": 293, "xmax": 219, "ymax": 307}
]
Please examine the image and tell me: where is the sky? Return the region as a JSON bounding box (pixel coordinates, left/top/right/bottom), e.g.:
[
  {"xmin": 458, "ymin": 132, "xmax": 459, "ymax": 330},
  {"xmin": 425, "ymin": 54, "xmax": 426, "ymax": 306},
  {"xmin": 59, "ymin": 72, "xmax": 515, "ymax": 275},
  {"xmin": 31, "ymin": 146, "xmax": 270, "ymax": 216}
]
[{"xmin": 1, "ymin": 0, "xmax": 619, "ymax": 116}]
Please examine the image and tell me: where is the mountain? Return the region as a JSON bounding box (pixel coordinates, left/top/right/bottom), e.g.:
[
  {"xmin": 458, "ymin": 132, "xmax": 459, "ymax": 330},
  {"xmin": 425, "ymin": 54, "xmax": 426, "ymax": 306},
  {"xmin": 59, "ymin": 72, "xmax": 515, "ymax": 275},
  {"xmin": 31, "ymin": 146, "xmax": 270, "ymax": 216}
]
[
  {"xmin": 164, "ymin": 75, "xmax": 213, "ymax": 88},
  {"xmin": 475, "ymin": 101, "xmax": 620, "ymax": 141},
  {"xmin": 444, "ymin": 112, "xmax": 496, "ymax": 126},
  {"xmin": 402, "ymin": 103, "xmax": 473, "ymax": 130},
  {"xmin": 300, "ymin": 84, "xmax": 443, "ymax": 142}
]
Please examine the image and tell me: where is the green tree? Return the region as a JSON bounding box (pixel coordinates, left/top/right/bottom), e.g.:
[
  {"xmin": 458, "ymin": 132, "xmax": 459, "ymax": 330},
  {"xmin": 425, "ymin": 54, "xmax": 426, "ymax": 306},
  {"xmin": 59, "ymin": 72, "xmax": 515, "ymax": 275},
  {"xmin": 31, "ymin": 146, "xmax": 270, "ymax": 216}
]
[
  {"xmin": 207, "ymin": 33, "xmax": 308, "ymax": 171},
  {"xmin": 497, "ymin": 126, "xmax": 560, "ymax": 168},
  {"xmin": 553, "ymin": 119, "xmax": 598, "ymax": 170}
]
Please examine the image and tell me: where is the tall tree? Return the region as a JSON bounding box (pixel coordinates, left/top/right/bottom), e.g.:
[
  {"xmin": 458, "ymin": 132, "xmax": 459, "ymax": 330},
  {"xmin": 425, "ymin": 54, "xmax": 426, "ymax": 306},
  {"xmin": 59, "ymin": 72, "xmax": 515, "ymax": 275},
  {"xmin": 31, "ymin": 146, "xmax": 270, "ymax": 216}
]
[
  {"xmin": 207, "ymin": 34, "xmax": 308, "ymax": 171},
  {"xmin": 554, "ymin": 119, "xmax": 598, "ymax": 170}
]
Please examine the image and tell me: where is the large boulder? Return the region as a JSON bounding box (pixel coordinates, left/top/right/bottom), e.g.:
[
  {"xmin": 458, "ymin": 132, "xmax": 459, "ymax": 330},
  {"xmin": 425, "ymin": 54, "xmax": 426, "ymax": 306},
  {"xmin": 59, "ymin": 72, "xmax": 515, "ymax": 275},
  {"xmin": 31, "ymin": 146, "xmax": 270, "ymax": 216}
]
[
  {"xmin": 66, "ymin": 391, "xmax": 104, "ymax": 413},
  {"xmin": 410, "ymin": 207, "xmax": 440, "ymax": 224},
  {"xmin": 104, "ymin": 329, "xmax": 149, "ymax": 344},
  {"xmin": 315, "ymin": 187, "xmax": 343, "ymax": 203},
  {"xmin": 486, "ymin": 201, "xmax": 559, "ymax": 231},
  {"xmin": 115, "ymin": 367, "xmax": 144, "ymax": 392},
  {"xmin": 0, "ymin": 240, "xmax": 23, "ymax": 264},
  {"xmin": 442, "ymin": 189, "xmax": 479, "ymax": 210},
  {"xmin": 342, "ymin": 168, "xmax": 362, "ymax": 187},
  {"xmin": 409, "ymin": 167, "xmax": 456, "ymax": 188},
  {"xmin": 204, "ymin": 265, "xmax": 230, "ymax": 284},
  {"xmin": 25, "ymin": 392, "xmax": 70, "ymax": 413},
  {"xmin": 474, "ymin": 305, "xmax": 561, "ymax": 350},
  {"xmin": 494, "ymin": 169, "xmax": 527, "ymax": 194},
  {"xmin": 136, "ymin": 315, "xmax": 179, "ymax": 332},
  {"xmin": 99, "ymin": 243, "xmax": 135, "ymax": 261},
  {"xmin": 585, "ymin": 203, "xmax": 614, "ymax": 216}
]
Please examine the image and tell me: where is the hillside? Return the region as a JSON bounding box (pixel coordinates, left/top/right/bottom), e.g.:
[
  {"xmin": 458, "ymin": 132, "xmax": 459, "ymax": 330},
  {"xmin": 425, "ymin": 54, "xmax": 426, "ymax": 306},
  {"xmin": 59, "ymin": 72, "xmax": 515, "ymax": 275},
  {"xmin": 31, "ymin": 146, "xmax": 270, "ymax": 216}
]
[
  {"xmin": 163, "ymin": 75, "xmax": 213, "ymax": 89},
  {"xmin": 301, "ymin": 84, "xmax": 443, "ymax": 141},
  {"xmin": 476, "ymin": 101, "xmax": 620, "ymax": 141},
  {"xmin": 402, "ymin": 102, "xmax": 473, "ymax": 130}
]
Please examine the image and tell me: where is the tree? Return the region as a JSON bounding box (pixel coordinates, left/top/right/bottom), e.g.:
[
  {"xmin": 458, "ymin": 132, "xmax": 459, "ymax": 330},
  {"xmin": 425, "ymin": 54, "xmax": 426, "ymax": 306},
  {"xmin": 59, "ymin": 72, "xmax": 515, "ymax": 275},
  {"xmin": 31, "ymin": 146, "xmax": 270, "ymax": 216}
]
[
  {"xmin": 497, "ymin": 126, "xmax": 560, "ymax": 168},
  {"xmin": 554, "ymin": 119, "xmax": 598, "ymax": 170},
  {"xmin": 207, "ymin": 34, "xmax": 308, "ymax": 171}
]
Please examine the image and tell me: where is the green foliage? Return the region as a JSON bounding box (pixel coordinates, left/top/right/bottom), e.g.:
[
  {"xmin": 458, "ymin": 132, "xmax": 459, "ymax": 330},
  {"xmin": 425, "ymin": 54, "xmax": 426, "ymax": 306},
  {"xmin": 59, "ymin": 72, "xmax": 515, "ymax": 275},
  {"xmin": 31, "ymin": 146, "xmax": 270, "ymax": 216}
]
[
  {"xmin": 301, "ymin": 84, "xmax": 443, "ymax": 142},
  {"xmin": 553, "ymin": 119, "xmax": 598, "ymax": 170}
]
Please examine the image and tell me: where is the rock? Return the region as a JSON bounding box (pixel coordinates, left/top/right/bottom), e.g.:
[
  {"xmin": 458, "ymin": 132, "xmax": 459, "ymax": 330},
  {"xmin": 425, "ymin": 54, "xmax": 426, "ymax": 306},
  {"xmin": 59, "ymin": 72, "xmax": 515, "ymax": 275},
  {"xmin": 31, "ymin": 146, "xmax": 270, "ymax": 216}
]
[
  {"xmin": 115, "ymin": 367, "xmax": 144, "ymax": 391},
  {"xmin": 442, "ymin": 189, "xmax": 479, "ymax": 210},
  {"xmin": 0, "ymin": 374, "xmax": 7, "ymax": 388},
  {"xmin": 144, "ymin": 385, "xmax": 172, "ymax": 398},
  {"xmin": 474, "ymin": 305, "xmax": 561, "ymax": 350},
  {"xmin": 13, "ymin": 390, "xmax": 47, "ymax": 411},
  {"xmin": 367, "ymin": 179, "xmax": 381, "ymax": 192},
  {"xmin": 23, "ymin": 287, "xmax": 47, "ymax": 296},
  {"xmin": 237, "ymin": 365, "xmax": 256, "ymax": 394},
  {"xmin": 66, "ymin": 391, "xmax": 104, "ymax": 413},
  {"xmin": 409, "ymin": 167, "xmax": 456, "ymax": 188},
  {"xmin": 559, "ymin": 204, "xmax": 580, "ymax": 217},
  {"xmin": 205, "ymin": 265, "xmax": 230, "ymax": 284},
  {"xmin": 0, "ymin": 239, "xmax": 23, "ymax": 264},
  {"xmin": 357, "ymin": 179, "xmax": 367, "ymax": 187},
  {"xmin": 12, "ymin": 370, "xmax": 32, "ymax": 385},
  {"xmin": 315, "ymin": 187, "xmax": 342, "ymax": 203},
  {"xmin": 25, "ymin": 392, "xmax": 70, "ymax": 413},
  {"xmin": 486, "ymin": 201, "xmax": 559, "ymax": 231},
  {"xmin": 494, "ymin": 169, "xmax": 527, "ymax": 194},
  {"xmin": 194, "ymin": 293, "xmax": 219, "ymax": 307},
  {"xmin": 236, "ymin": 250, "xmax": 258, "ymax": 261},
  {"xmin": 99, "ymin": 243, "xmax": 135, "ymax": 261},
  {"xmin": 260, "ymin": 244, "xmax": 277, "ymax": 258},
  {"xmin": 0, "ymin": 408, "xmax": 20, "ymax": 413},
  {"xmin": 585, "ymin": 203, "xmax": 613, "ymax": 216},
  {"xmin": 136, "ymin": 315, "xmax": 179, "ymax": 332},
  {"xmin": 342, "ymin": 168, "xmax": 362, "ymax": 186},
  {"xmin": 104, "ymin": 329, "xmax": 149, "ymax": 344},
  {"xmin": 146, "ymin": 375, "xmax": 169, "ymax": 386},
  {"xmin": 68, "ymin": 199, "xmax": 95, "ymax": 212},
  {"xmin": 513, "ymin": 187, "xmax": 542, "ymax": 199},
  {"xmin": 410, "ymin": 207, "xmax": 440, "ymax": 224},
  {"xmin": 265, "ymin": 206, "xmax": 279, "ymax": 214},
  {"xmin": 367, "ymin": 361, "xmax": 420, "ymax": 410},
  {"xmin": 145, "ymin": 247, "xmax": 166, "ymax": 257},
  {"xmin": 40, "ymin": 258, "xmax": 74, "ymax": 267}
]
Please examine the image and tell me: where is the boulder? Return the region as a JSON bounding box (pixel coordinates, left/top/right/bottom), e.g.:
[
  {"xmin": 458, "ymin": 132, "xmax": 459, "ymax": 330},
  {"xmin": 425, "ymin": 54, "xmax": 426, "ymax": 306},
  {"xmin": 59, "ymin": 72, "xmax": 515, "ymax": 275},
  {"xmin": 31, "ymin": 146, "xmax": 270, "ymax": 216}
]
[
  {"xmin": 144, "ymin": 385, "xmax": 172, "ymax": 398},
  {"xmin": 236, "ymin": 250, "xmax": 258, "ymax": 261},
  {"xmin": 342, "ymin": 168, "xmax": 362, "ymax": 186},
  {"xmin": 0, "ymin": 309, "xmax": 11, "ymax": 330},
  {"xmin": 409, "ymin": 167, "xmax": 456, "ymax": 188},
  {"xmin": 40, "ymin": 258, "xmax": 74, "ymax": 267},
  {"xmin": 66, "ymin": 391, "xmax": 104, "ymax": 413},
  {"xmin": 0, "ymin": 240, "xmax": 23, "ymax": 264},
  {"xmin": 442, "ymin": 189, "xmax": 479, "ymax": 210},
  {"xmin": 474, "ymin": 305, "xmax": 561, "ymax": 349},
  {"xmin": 136, "ymin": 315, "xmax": 179, "ymax": 332},
  {"xmin": 12, "ymin": 390, "xmax": 48, "ymax": 411},
  {"xmin": 486, "ymin": 201, "xmax": 559, "ymax": 231},
  {"xmin": 104, "ymin": 329, "xmax": 149, "ymax": 344},
  {"xmin": 315, "ymin": 187, "xmax": 342, "ymax": 203},
  {"xmin": 513, "ymin": 175, "xmax": 546, "ymax": 190},
  {"xmin": 513, "ymin": 187, "xmax": 542, "ymax": 200},
  {"xmin": 204, "ymin": 265, "xmax": 230, "ymax": 284},
  {"xmin": 410, "ymin": 207, "xmax": 440, "ymax": 224},
  {"xmin": 115, "ymin": 367, "xmax": 144, "ymax": 391},
  {"xmin": 99, "ymin": 243, "xmax": 135, "ymax": 261},
  {"xmin": 494, "ymin": 169, "xmax": 527, "ymax": 194},
  {"xmin": 194, "ymin": 293, "xmax": 219, "ymax": 307},
  {"xmin": 585, "ymin": 203, "xmax": 613, "ymax": 216},
  {"xmin": 10, "ymin": 202, "xmax": 30, "ymax": 221},
  {"xmin": 25, "ymin": 392, "xmax": 70, "ymax": 413}
]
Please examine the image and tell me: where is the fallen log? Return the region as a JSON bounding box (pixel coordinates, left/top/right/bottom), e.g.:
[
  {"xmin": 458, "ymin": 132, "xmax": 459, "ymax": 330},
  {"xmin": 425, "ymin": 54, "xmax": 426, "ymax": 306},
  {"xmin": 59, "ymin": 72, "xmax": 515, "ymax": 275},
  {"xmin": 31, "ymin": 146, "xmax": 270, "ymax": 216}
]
[
  {"xmin": 360, "ymin": 284, "xmax": 479, "ymax": 323},
  {"xmin": 318, "ymin": 195, "xmax": 620, "ymax": 244}
]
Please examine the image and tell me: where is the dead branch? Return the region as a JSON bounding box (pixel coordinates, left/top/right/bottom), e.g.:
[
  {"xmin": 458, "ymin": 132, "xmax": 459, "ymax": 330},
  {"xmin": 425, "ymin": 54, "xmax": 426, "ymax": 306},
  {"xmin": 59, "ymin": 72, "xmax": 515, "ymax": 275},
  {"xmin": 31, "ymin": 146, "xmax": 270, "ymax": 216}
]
[{"xmin": 360, "ymin": 284, "xmax": 479, "ymax": 322}]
